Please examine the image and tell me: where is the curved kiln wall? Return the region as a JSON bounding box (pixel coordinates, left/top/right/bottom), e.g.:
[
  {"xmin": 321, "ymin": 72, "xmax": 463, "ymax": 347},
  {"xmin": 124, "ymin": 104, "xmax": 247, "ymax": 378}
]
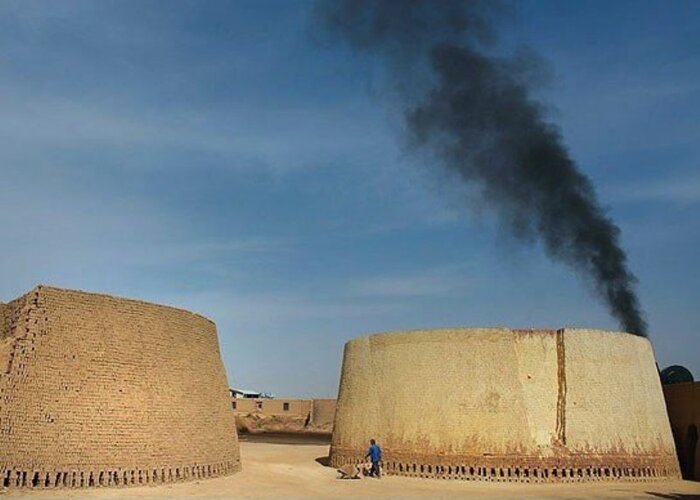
[
  {"xmin": 330, "ymin": 328, "xmax": 679, "ymax": 482},
  {"xmin": 0, "ymin": 286, "xmax": 240, "ymax": 489}
]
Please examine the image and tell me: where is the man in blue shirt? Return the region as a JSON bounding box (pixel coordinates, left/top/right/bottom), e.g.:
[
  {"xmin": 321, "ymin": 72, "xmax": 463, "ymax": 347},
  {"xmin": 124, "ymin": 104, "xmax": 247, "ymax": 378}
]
[{"xmin": 365, "ymin": 438, "xmax": 382, "ymax": 478}]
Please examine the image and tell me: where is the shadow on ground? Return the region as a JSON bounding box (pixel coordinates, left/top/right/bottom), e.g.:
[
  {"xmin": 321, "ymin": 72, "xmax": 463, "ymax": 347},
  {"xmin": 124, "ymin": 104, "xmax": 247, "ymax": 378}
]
[{"xmin": 645, "ymin": 492, "xmax": 700, "ymax": 499}]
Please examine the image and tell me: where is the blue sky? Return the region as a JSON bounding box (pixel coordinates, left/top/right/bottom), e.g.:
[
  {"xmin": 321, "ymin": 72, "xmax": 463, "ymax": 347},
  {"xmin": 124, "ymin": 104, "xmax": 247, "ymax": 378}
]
[{"xmin": 0, "ymin": 0, "xmax": 698, "ymax": 397}]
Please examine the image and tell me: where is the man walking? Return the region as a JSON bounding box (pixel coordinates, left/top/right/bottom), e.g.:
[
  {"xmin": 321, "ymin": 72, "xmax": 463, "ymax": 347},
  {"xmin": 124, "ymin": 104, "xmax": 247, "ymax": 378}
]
[{"xmin": 365, "ymin": 438, "xmax": 382, "ymax": 478}]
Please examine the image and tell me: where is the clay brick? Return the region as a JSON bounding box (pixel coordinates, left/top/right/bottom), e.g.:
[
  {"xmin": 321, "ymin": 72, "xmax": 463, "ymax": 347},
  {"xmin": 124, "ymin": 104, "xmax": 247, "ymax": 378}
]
[
  {"xmin": 0, "ymin": 285, "xmax": 241, "ymax": 489},
  {"xmin": 330, "ymin": 328, "xmax": 681, "ymax": 483}
]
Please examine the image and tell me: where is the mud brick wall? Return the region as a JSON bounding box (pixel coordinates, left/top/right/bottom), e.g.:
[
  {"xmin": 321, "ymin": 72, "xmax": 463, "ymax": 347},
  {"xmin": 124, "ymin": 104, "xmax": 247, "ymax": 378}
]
[
  {"xmin": 664, "ymin": 382, "xmax": 700, "ymax": 480},
  {"xmin": 0, "ymin": 285, "xmax": 240, "ymax": 489},
  {"xmin": 231, "ymin": 398, "xmax": 258, "ymax": 413},
  {"xmin": 232, "ymin": 398, "xmax": 312, "ymax": 417},
  {"xmin": 311, "ymin": 399, "xmax": 336, "ymax": 428},
  {"xmin": 330, "ymin": 328, "xmax": 680, "ymax": 483},
  {"xmin": 231, "ymin": 398, "xmax": 336, "ymax": 424},
  {"xmin": 232, "ymin": 398, "xmax": 335, "ymax": 434}
]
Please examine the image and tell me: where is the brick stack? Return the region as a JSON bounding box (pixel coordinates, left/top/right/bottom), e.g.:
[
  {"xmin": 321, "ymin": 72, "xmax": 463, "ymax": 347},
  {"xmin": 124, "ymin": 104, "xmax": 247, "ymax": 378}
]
[
  {"xmin": 0, "ymin": 285, "xmax": 240, "ymax": 489},
  {"xmin": 330, "ymin": 328, "xmax": 680, "ymax": 482}
]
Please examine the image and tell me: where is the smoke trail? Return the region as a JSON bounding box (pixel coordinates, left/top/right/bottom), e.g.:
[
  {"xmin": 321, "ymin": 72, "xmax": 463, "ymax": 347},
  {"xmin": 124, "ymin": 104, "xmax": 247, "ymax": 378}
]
[{"xmin": 313, "ymin": 0, "xmax": 647, "ymax": 336}]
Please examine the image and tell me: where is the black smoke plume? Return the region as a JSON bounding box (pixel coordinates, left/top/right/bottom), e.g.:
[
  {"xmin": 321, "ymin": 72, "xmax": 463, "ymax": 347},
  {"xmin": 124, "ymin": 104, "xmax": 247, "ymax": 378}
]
[{"xmin": 313, "ymin": 0, "xmax": 647, "ymax": 336}]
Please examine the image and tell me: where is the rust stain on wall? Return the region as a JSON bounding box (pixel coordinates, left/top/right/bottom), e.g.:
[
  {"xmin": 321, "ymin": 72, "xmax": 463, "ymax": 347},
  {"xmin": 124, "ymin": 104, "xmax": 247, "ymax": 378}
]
[{"xmin": 555, "ymin": 328, "xmax": 567, "ymax": 446}]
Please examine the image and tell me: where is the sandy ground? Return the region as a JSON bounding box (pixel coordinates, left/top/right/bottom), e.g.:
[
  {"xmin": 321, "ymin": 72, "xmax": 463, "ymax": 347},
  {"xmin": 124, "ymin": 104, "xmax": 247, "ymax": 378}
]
[{"xmin": 2, "ymin": 440, "xmax": 699, "ymax": 499}]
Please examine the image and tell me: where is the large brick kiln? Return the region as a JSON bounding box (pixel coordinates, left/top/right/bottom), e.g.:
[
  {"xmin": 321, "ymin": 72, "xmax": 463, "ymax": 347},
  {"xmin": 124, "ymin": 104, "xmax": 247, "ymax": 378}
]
[
  {"xmin": 330, "ymin": 328, "xmax": 680, "ymax": 482},
  {"xmin": 0, "ymin": 286, "xmax": 240, "ymax": 489}
]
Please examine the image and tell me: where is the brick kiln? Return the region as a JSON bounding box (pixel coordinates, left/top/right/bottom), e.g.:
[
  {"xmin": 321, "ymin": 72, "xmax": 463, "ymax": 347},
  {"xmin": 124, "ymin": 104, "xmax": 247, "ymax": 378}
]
[
  {"xmin": 0, "ymin": 286, "xmax": 240, "ymax": 489},
  {"xmin": 330, "ymin": 328, "xmax": 680, "ymax": 482}
]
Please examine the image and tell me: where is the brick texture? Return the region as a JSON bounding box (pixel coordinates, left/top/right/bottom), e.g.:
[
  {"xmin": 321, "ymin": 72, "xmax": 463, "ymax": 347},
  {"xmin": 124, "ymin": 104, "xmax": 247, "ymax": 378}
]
[
  {"xmin": 330, "ymin": 328, "xmax": 680, "ymax": 483},
  {"xmin": 232, "ymin": 398, "xmax": 336, "ymax": 433},
  {"xmin": 311, "ymin": 399, "xmax": 336, "ymax": 428},
  {"xmin": 233, "ymin": 398, "xmax": 312, "ymax": 417},
  {"xmin": 0, "ymin": 285, "xmax": 240, "ymax": 489}
]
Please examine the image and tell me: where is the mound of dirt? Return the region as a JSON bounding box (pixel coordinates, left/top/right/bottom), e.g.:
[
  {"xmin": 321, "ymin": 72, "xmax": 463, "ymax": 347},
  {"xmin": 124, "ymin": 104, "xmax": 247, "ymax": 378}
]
[{"xmin": 236, "ymin": 413, "xmax": 331, "ymax": 434}]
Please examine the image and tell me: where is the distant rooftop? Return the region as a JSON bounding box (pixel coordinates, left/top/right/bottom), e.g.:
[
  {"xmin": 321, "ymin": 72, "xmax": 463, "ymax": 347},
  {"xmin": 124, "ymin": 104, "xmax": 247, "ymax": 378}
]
[{"xmin": 230, "ymin": 388, "xmax": 275, "ymax": 399}]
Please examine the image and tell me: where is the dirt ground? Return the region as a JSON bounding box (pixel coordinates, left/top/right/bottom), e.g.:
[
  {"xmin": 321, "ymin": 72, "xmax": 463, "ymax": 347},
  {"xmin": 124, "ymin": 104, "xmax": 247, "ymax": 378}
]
[{"xmin": 3, "ymin": 441, "xmax": 700, "ymax": 499}]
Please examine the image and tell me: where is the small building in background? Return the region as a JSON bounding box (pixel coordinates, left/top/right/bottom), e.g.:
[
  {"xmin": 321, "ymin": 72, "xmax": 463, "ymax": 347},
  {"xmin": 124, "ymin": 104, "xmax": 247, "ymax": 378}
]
[
  {"xmin": 663, "ymin": 380, "xmax": 699, "ymax": 481},
  {"xmin": 229, "ymin": 388, "xmax": 275, "ymax": 400},
  {"xmin": 229, "ymin": 389, "xmax": 336, "ymax": 434}
]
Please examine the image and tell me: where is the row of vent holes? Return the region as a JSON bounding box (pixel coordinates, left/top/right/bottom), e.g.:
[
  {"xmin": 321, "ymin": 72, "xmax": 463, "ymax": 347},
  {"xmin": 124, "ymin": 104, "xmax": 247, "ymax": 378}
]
[
  {"xmin": 379, "ymin": 462, "xmax": 665, "ymax": 480},
  {"xmin": 2, "ymin": 463, "xmax": 234, "ymax": 488}
]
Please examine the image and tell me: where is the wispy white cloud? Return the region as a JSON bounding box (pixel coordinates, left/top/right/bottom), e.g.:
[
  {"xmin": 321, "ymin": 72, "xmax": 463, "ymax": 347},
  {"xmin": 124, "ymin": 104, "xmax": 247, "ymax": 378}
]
[
  {"xmin": 348, "ymin": 265, "xmax": 472, "ymax": 298},
  {"xmin": 0, "ymin": 167, "xmax": 294, "ymax": 300},
  {"xmin": 159, "ymin": 289, "xmax": 408, "ymax": 332},
  {"xmin": 154, "ymin": 237, "xmax": 294, "ymax": 264},
  {"xmin": 0, "ymin": 86, "xmax": 391, "ymax": 175},
  {"xmin": 610, "ymin": 173, "xmax": 700, "ymax": 205},
  {"xmin": 546, "ymin": 49, "xmax": 700, "ymax": 164}
]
